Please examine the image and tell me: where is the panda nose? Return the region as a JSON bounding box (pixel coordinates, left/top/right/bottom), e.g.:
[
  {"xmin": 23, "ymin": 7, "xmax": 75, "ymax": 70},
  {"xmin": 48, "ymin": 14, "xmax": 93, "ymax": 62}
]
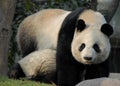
[{"xmin": 84, "ymin": 57, "xmax": 92, "ymax": 61}]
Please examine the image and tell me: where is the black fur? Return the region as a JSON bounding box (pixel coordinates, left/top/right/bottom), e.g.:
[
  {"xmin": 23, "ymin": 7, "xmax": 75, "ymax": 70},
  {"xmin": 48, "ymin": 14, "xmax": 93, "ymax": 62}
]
[
  {"xmin": 8, "ymin": 63, "xmax": 25, "ymax": 79},
  {"xmin": 76, "ymin": 19, "xmax": 86, "ymax": 31},
  {"xmin": 85, "ymin": 58, "xmax": 109, "ymax": 79},
  {"xmin": 93, "ymin": 44, "xmax": 101, "ymax": 53},
  {"xmin": 56, "ymin": 8, "xmax": 109, "ymax": 86},
  {"xmin": 79, "ymin": 43, "xmax": 86, "ymax": 52},
  {"xmin": 21, "ymin": 38, "xmax": 37, "ymax": 57},
  {"xmin": 101, "ymin": 24, "xmax": 113, "ymax": 37}
]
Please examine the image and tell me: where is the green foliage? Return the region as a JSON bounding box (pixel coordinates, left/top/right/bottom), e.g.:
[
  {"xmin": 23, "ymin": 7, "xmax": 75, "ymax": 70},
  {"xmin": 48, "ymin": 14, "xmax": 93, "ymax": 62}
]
[
  {"xmin": 0, "ymin": 76, "xmax": 53, "ymax": 86},
  {"xmin": 9, "ymin": 0, "xmax": 89, "ymax": 67}
]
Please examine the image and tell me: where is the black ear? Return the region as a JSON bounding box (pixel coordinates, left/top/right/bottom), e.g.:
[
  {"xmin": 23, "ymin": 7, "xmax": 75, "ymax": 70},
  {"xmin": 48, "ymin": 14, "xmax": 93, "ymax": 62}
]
[
  {"xmin": 76, "ymin": 19, "xmax": 86, "ymax": 31},
  {"xmin": 101, "ymin": 24, "xmax": 113, "ymax": 37}
]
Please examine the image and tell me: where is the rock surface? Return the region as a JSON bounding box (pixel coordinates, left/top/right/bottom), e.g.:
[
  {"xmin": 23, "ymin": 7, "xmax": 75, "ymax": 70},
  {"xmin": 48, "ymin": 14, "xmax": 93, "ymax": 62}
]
[
  {"xmin": 76, "ymin": 78, "xmax": 120, "ymax": 86},
  {"xmin": 110, "ymin": 73, "xmax": 120, "ymax": 80}
]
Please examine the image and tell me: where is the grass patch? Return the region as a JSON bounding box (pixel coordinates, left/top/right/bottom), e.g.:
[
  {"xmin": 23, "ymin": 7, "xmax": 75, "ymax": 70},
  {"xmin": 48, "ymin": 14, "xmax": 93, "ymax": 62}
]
[{"xmin": 0, "ymin": 76, "xmax": 53, "ymax": 86}]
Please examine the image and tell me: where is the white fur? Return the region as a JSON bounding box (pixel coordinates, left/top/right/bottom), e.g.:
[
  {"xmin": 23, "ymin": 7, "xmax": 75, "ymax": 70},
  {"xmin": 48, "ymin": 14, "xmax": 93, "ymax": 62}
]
[
  {"xmin": 17, "ymin": 9, "xmax": 70, "ymax": 77},
  {"xmin": 18, "ymin": 9, "xmax": 111, "ymax": 77},
  {"xmin": 79, "ymin": 10, "xmax": 106, "ymax": 28},
  {"xmin": 72, "ymin": 28, "xmax": 110, "ymax": 64},
  {"xmin": 18, "ymin": 49, "xmax": 56, "ymax": 78},
  {"xmin": 17, "ymin": 9, "xmax": 70, "ymax": 51},
  {"xmin": 72, "ymin": 10, "xmax": 110, "ymax": 64}
]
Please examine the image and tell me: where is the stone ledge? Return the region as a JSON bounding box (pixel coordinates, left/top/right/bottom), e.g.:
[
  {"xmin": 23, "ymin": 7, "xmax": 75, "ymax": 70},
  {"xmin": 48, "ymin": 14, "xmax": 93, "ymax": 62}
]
[{"xmin": 76, "ymin": 73, "xmax": 120, "ymax": 86}]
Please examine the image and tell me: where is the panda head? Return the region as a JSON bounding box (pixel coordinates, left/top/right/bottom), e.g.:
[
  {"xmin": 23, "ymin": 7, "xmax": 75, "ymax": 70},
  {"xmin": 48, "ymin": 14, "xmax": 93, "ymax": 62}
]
[{"xmin": 71, "ymin": 10, "xmax": 113, "ymax": 64}]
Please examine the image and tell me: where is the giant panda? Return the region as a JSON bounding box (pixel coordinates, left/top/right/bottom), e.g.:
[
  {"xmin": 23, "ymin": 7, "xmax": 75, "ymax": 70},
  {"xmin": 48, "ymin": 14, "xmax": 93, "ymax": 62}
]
[{"xmin": 8, "ymin": 8, "xmax": 113, "ymax": 85}]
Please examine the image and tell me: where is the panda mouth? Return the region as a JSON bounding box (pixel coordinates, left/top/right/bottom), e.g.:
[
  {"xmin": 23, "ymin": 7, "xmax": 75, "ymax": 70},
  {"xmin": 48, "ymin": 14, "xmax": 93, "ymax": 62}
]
[
  {"xmin": 83, "ymin": 56, "xmax": 98, "ymax": 64},
  {"xmin": 83, "ymin": 60, "xmax": 95, "ymax": 64},
  {"xmin": 85, "ymin": 61, "xmax": 93, "ymax": 64}
]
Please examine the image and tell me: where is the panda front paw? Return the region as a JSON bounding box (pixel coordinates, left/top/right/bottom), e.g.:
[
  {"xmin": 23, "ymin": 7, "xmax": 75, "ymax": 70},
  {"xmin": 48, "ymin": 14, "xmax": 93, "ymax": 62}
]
[
  {"xmin": 8, "ymin": 63, "xmax": 25, "ymax": 79},
  {"xmin": 8, "ymin": 69, "xmax": 19, "ymax": 79}
]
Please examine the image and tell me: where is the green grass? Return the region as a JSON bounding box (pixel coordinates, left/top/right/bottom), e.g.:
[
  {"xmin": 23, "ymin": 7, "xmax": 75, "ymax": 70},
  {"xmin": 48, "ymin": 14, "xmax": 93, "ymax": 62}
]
[{"xmin": 0, "ymin": 76, "xmax": 54, "ymax": 86}]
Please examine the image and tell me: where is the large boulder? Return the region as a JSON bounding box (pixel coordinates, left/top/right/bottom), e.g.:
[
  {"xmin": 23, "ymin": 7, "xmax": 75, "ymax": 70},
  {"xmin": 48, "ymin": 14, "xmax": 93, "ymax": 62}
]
[{"xmin": 76, "ymin": 78, "xmax": 120, "ymax": 86}]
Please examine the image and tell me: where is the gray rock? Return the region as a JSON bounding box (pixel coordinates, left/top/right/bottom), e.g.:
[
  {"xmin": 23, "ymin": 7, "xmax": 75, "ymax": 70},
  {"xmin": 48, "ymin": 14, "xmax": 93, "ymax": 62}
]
[
  {"xmin": 76, "ymin": 78, "xmax": 120, "ymax": 86},
  {"xmin": 110, "ymin": 73, "xmax": 120, "ymax": 80}
]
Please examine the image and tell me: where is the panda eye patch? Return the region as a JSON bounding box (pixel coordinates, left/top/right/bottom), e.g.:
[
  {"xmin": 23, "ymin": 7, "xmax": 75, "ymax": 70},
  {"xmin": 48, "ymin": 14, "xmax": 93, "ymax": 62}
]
[
  {"xmin": 79, "ymin": 43, "xmax": 85, "ymax": 52},
  {"xmin": 93, "ymin": 44, "xmax": 100, "ymax": 53}
]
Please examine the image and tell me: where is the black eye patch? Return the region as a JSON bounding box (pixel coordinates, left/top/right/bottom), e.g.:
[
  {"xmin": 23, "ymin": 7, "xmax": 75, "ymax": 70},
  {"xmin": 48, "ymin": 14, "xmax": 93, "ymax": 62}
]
[
  {"xmin": 79, "ymin": 43, "xmax": 85, "ymax": 52},
  {"xmin": 76, "ymin": 19, "xmax": 86, "ymax": 32},
  {"xmin": 93, "ymin": 44, "xmax": 100, "ymax": 53}
]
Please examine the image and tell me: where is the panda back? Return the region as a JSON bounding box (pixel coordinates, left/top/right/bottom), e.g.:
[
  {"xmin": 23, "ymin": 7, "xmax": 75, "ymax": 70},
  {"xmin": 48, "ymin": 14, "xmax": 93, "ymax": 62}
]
[{"xmin": 17, "ymin": 9, "xmax": 70, "ymax": 56}]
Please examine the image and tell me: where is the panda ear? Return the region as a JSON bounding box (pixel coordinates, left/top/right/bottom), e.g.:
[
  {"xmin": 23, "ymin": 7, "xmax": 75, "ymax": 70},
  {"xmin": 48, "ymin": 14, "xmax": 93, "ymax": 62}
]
[
  {"xmin": 76, "ymin": 19, "xmax": 86, "ymax": 31},
  {"xmin": 101, "ymin": 24, "xmax": 113, "ymax": 37}
]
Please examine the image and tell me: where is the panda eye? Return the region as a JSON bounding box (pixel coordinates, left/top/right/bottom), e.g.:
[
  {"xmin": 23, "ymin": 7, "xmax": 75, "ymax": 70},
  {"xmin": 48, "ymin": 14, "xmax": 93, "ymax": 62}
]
[
  {"xmin": 79, "ymin": 43, "xmax": 85, "ymax": 52},
  {"xmin": 93, "ymin": 44, "xmax": 100, "ymax": 53}
]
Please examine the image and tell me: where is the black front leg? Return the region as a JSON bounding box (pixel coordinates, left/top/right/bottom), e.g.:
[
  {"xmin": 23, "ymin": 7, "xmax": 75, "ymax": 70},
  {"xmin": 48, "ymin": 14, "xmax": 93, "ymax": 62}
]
[
  {"xmin": 57, "ymin": 64, "xmax": 79, "ymax": 86},
  {"xmin": 85, "ymin": 59, "xmax": 109, "ymax": 79},
  {"xmin": 56, "ymin": 53, "xmax": 85, "ymax": 86}
]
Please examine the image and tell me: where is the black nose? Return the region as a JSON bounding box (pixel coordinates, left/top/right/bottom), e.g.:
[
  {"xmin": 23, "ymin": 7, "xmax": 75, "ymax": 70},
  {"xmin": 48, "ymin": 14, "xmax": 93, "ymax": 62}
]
[{"xmin": 84, "ymin": 57, "xmax": 92, "ymax": 61}]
